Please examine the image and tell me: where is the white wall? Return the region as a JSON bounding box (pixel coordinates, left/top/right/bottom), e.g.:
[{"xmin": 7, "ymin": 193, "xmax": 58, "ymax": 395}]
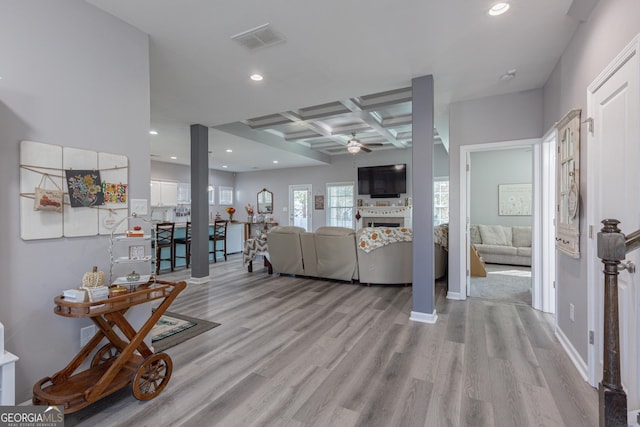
[
  {"xmin": 0, "ymin": 0, "xmax": 150, "ymax": 401},
  {"xmin": 449, "ymin": 89, "xmax": 543, "ymax": 297},
  {"xmin": 470, "ymin": 148, "xmax": 532, "ymax": 227},
  {"xmin": 542, "ymin": 0, "xmax": 640, "ymax": 362}
]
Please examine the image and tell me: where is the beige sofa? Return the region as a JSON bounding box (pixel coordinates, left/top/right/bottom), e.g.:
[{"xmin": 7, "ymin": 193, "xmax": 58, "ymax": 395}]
[
  {"xmin": 470, "ymin": 224, "xmax": 532, "ymax": 266},
  {"xmin": 266, "ymin": 226, "xmax": 306, "ymax": 275},
  {"xmin": 269, "ymin": 226, "xmax": 419, "ymax": 284},
  {"xmin": 267, "ymin": 226, "xmax": 359, "ymax": 281},
  {"xmin": 356, "ymin": 229, "xmax": 412, "ymax": 285}
]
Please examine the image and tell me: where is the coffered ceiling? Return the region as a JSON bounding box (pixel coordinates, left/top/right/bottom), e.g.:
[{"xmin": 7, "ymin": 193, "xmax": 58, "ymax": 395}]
[
  {"xmin": 86, "ymin": 0, "xmax": 594, "ymax": 171},
  {"xmin": 216, "ymin": 86, "xmax": 421, "ymax": 157}
]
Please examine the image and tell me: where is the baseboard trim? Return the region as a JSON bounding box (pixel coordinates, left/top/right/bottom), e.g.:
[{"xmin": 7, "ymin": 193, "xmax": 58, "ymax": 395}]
[
  {"xmin": 410, "ymin": 310, "xmax": 438, "ymax": 324},
  {"xmin": 188, "ymin": 276, "xmax": 210, "ymax": 285},
  {"xmin": 446, "ymin": 291, "xmax": 465, "ymax": 300},
  {"xmin": 555, "ymin": 325, "xmax": 589, "ymax": 381}
]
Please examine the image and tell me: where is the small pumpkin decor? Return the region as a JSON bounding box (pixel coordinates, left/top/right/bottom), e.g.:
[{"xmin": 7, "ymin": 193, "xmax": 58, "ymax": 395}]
[{"xmin": 82, "ymin": 266, "xmax": 105, "ymax": 288}]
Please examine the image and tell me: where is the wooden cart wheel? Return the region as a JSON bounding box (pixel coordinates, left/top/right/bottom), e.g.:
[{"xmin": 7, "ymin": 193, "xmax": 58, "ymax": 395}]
[
  {"xmin": 132, "ymin": 353, "xmax": 173, "ymax": 401},
  {"xmin": 91, "ymin": 344, "xmax": 120, "ymax": 367}
]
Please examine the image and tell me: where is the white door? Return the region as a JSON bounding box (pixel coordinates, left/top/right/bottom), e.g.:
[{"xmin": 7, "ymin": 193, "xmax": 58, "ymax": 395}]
[
  {"xmin": 588, "ymin": 35, "xmax": 640, "ymax": 419},
  {"xmin": 289, "ymin": 184, "xmax": 312, "ymax": 231}
]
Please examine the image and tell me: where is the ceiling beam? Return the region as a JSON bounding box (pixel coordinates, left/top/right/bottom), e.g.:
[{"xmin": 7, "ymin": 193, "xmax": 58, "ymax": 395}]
[
  {"xmin": 340, "ymin": 98, "xmax": 406, "ymax": 148},
  {"xmin": 213, "ymin": 122, "xmax": 331, "ymax": 164},
  {"xmin": 358, "ymin": 87, "xmax": 412, "ymax": 111},
  {"xmin": 279, "ymin": 111, "xmax": 348, "ymax": 146}
]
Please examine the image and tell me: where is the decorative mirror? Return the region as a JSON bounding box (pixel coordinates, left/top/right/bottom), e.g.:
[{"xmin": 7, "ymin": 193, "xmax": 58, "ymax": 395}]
[{"xmin": 257, "ymin": 188, "xmax": 273, "ymax": 214}]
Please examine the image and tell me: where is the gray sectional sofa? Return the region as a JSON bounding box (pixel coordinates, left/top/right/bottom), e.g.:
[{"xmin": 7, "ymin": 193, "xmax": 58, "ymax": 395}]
[{"xmin": 470, "ymin": 224, "xmax": 532, "ymax": 266}]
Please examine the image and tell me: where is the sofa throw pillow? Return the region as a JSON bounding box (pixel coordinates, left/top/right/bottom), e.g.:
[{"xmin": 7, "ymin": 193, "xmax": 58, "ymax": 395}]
[
  {"xmin": 470, "ymin": 225, "xmax": 482, "ymax": 244},
  {"xmin": 478, "ymin": 225, "xmax": 508, "ymax": 246},
  {"xmin": 503, "ymin": 226, "xmax": 513, "ymax": 246},
  {"xmin": 512, "ymin": 226, "xmax": 532, "ymax": 247}
]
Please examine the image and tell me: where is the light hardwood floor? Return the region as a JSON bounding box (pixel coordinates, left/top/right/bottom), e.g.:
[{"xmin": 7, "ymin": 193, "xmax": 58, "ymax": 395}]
[{"xmin": 67, "ymin": 255, "xmax": 597, "ymax": 427}]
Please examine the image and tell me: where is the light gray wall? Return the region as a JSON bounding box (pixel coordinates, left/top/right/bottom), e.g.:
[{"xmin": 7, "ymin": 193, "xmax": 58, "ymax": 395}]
[
  {"xmin": 150, "ymin": 160, "xmax": 236, "ymax": 218},
  {"xmin": 470, "ymin": 148, "xmax": 532, "ymax": 227},
  {"xmin": 449, "ymin": 89, "xmax": 543, "ymax": 298},
  {"xmin": 150, "ymin": 145, "xmax": 445, "ymax": 229},
  {"xmin": 235, "ymin": 150, "xmax": 412, "ymax": 230},
  {"xmin": 151, "ymin": 161, "xmax": 192, "ymax": 183},
  {"xmin": 433, "ymin": 144, "xmax": 449, "ymax": 178},
  {"xmin": 542, "ymin": 0, "xmax": 640, "ymax": 361},
  {"xmin": 0, "ymin": 0, "xmax": 150, "ymax": 401}
]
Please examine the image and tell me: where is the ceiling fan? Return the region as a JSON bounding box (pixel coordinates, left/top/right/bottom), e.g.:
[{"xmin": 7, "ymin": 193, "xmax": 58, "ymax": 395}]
[{"xmin": 346, "ymin": 133, "xmax": 383, "ymax": 154}]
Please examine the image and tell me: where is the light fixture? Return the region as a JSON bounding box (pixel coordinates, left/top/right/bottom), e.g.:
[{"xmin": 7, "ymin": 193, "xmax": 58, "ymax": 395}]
[
  {"xmin": 273, "ymin": 160, "xmax": 279, "ymax": 164},
  {"xmin": 222, "ymin": 165, "xmax": 228, "ymax": 168},
  {"xmin": 500, "ymin": 69, "xmax": 517, "ymax": 81},
  {"xmin": 149, "ymin": 130, "xmax": 158, "ymax": 135},
  {"xmin": 347, "ymin": 145, "xmax": 361, "ymax": 154},
  {"xmin": 207, "ymin": 184, "xmax": 214, "ymax": 192},
  {"xmin": 170, "ymin": 156, "xmax": 177, "ymax": 160},
  {"xmin": 489, "ymin": 2, "xmax": 510, "ymax": 16},
  {"xmin": 250, "ymin": 73, "xmax": 264, "ymax": 81},
  {"xmin": 226, "ymin": 149, "xmax": 233, "ymax": 153}
]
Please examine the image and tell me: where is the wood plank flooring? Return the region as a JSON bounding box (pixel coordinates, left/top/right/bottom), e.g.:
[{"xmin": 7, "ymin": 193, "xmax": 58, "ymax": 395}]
[{"xmin": 66, "ymin": 255, "xmax": 597, "ymax": 427}]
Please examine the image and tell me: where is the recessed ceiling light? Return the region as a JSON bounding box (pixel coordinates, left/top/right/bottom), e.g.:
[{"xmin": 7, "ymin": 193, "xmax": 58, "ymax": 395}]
[
  {"xmin": 489, "ymin": 2, "xmax": 510, "ymax": 16},
  {"xmin": 226, "ymin": 149, "xmax": 233, "ymax": 153},
  {"xmin": 149, "ymin": 130, "xmax": 158, "ymax": 135},
  {"xmin": 170, "ymin": 156, "xmax": 177, "ymax": 160},
  {"xmin": 273, "ymin": 160, "xmax": 278, "ymax": 164},
  {"xmin": 222, "ymin": 165, "xmax": 228, "ymax": 168},
  {"xmin": 250, "ymin": 74, "xmax": 264, "ymax": 82}
]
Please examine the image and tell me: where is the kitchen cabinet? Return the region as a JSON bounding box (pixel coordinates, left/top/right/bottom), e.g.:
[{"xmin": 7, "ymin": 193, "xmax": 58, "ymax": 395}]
[
  {"xmin": 177, "ymin": 183, "xmax": 191, "ymax": 204},
  {"xmin": 150, "ymin": 180, "xmax": 177, "ymax": 207},
  {"xmin": 226, "ymin": 223, "xmax": 244, "ymax": 254}
]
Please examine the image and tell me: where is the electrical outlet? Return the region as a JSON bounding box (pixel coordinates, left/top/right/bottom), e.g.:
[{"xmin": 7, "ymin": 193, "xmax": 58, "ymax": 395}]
[
  {"xmin": 80, "ymin": 325, "xmax": 95, "ymax": 348},
  {"xmin": 569, "ymin": 303, "xmax": 575, "ymax": 321}
]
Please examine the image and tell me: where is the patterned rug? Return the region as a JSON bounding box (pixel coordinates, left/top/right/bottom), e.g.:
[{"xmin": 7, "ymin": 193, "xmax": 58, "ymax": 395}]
[{"xmin": 152, "ymin": 311, "xmax": 220, "ymax": 352}]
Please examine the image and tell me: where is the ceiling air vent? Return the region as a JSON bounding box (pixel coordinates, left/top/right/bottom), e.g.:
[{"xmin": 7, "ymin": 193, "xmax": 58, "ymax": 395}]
[{"xmin": 231, "ymin": 23, "xmax": 285, "ymax": 50}]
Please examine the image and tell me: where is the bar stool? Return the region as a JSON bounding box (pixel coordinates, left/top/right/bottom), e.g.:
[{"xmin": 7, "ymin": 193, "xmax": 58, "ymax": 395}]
[
  {"xmin": 209, "ymin": 220, "xmax": 228, "ymax": 263},
  {"xmin": 174, "ymin": 222, "xmax": 191, "ymax": 268},
  {"xmin": 153, "ymin": 222, "xmax": 175, "ymax": 274}
]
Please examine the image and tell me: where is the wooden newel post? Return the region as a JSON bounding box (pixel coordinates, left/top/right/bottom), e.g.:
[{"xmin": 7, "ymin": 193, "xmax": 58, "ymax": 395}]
[{"xmin": 597, "ymin": 219, "xmax": 627, "ymax": 427}]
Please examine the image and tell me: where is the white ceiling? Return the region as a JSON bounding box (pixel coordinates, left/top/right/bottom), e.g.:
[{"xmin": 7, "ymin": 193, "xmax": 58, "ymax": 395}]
[{"xmin": 86, "ymin": 0, "xmax": 589, "ymax": 172}]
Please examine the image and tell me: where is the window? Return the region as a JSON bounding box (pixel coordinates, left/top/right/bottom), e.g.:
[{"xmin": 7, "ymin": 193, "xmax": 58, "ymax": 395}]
[
  {"xmin": 434, "ymin": 179, "xmax": 449, "ymax": 225},
  {"xmin": 326, "ymin": 182, "xmax": 355, "ymax": 228},
  {"xmin": 208, "ymin": 185, "xmax": 215, "ymax": 205},
  {"xmin": 218, "ymin": 186, "xmax": 233, "ymax": 206}
]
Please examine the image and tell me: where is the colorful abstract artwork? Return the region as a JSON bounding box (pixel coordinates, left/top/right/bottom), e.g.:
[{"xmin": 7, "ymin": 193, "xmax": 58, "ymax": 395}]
[
  {"xmin": 65, "ymin": 170, "xmax": 105, "ymax": 207},
  {"xmin": 102, "ymin": 182, "xmax": 127, "ymax": 204}
]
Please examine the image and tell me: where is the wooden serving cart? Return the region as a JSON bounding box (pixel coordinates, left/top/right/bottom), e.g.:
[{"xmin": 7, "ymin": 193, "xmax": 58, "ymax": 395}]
[{"xmin": 33, "ymin": 279, "xmax": 186, "ymax": 413}]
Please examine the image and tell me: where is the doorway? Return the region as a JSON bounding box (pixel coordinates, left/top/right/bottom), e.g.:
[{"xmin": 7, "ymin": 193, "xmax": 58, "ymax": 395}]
[
  {"xmin": 288, "ymin": 184, "xmax": 312, "ymax": 231},
  {"xmin": 459, "ymin": 138, "xmax": 556, "ymax": 313},
  {"xmin": 467, "ymin": 147, "xmax": 533, "ymax": 306},
  {"xmin": 587, "ymin": 34, "xmax": 640, "ymax": 419}
]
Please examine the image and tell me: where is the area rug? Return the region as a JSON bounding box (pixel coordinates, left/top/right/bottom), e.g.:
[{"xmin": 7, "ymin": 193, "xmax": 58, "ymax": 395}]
[
  {"xmin": 152, "ymin": 311, "xmax": 220, "ymax": 352},
  {"xmin": 470, "ymin": 264, "xmax": 532, "ymax": 305}
]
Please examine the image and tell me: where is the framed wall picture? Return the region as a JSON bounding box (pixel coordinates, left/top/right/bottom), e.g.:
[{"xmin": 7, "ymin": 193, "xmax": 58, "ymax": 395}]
[
  {"xmin": 498, "ymin": 183, "xmax": 532, "ymax": 216},
  {"xmin": 314, "ymin": 195, "xmax": 324, "ymax": 210},
  {"xmin": 129, "ymin": 245, "xmax": 145, "ymax": 260}
]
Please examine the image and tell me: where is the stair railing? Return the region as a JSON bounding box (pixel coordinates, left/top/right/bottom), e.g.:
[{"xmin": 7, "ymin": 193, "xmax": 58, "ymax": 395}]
[{"xmin": 597, "ymin": 219, "xmax": 640, "ymax": 427}]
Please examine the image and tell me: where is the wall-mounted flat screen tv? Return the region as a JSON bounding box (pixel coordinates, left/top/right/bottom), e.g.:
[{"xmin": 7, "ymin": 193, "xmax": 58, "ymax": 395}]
[{"xmin": 357, "ymin": 164, "xmax": 407, "ymax": 198}]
